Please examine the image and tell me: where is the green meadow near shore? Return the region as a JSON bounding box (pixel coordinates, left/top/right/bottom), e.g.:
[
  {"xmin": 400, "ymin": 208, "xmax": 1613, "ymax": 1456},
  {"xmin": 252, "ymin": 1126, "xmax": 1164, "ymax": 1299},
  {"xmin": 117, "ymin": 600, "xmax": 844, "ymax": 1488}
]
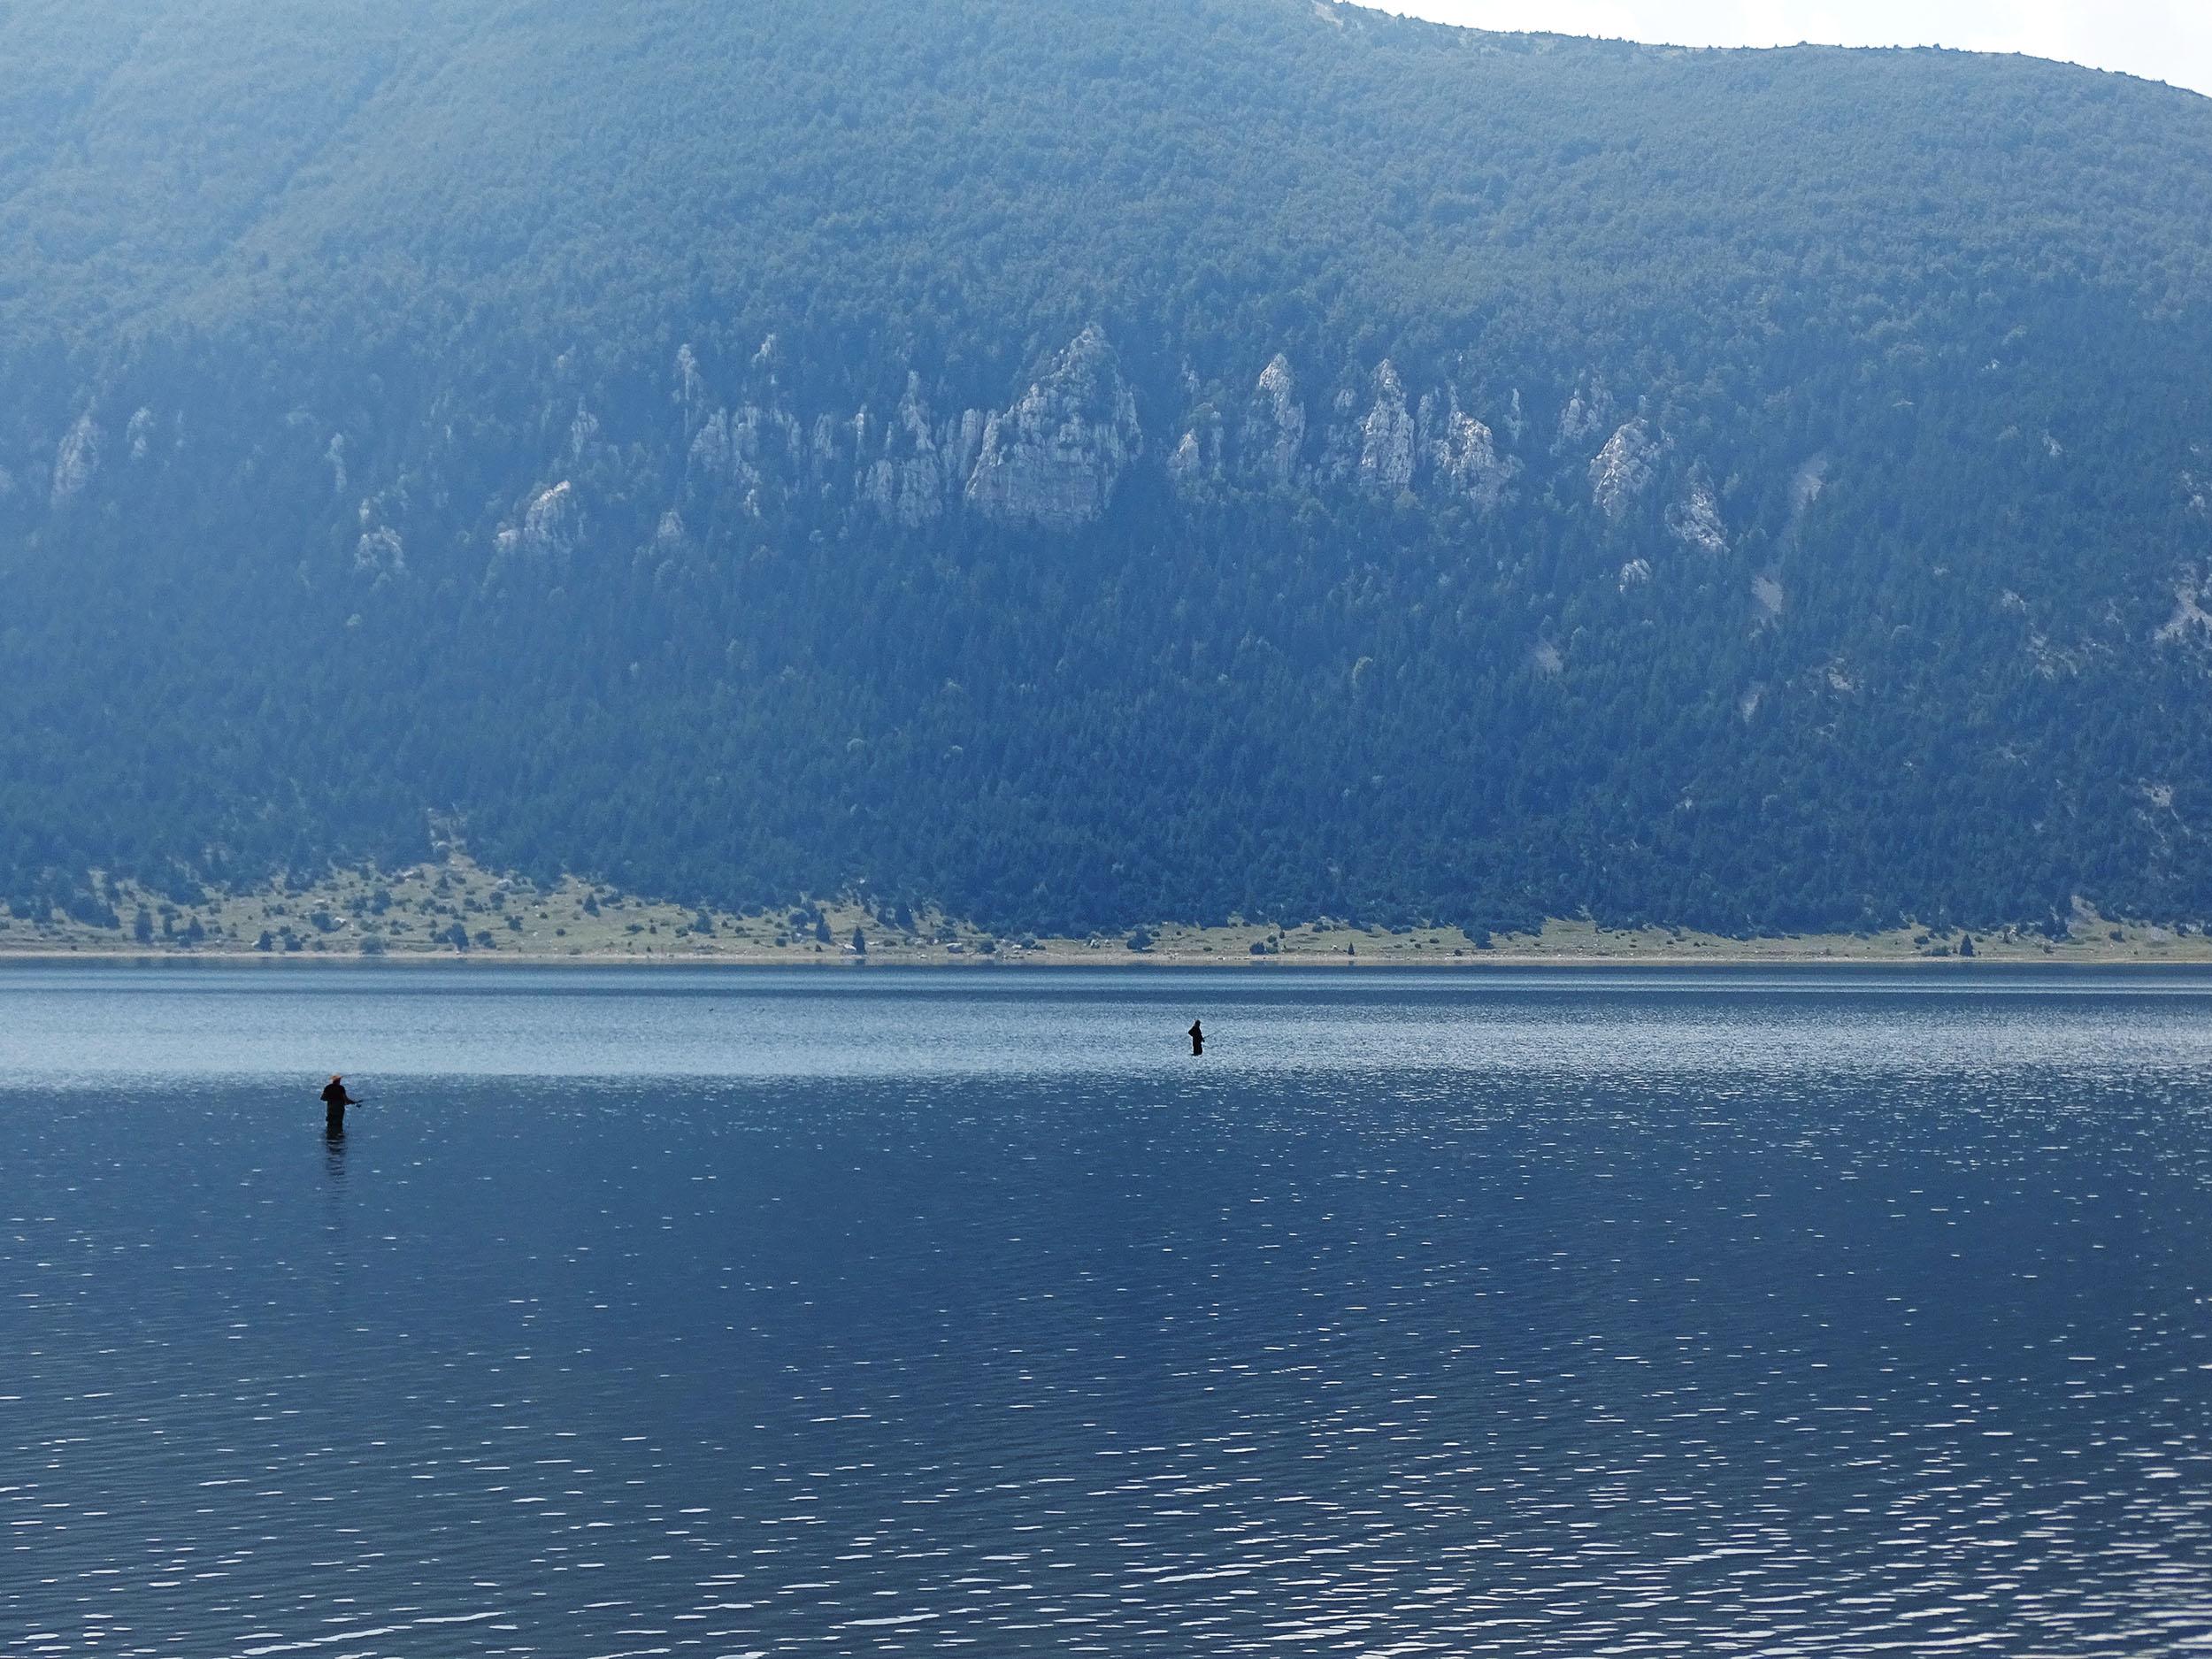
[{"xmin": 5, "ymin": 856, "xmax": 2208, "ymax": 966}]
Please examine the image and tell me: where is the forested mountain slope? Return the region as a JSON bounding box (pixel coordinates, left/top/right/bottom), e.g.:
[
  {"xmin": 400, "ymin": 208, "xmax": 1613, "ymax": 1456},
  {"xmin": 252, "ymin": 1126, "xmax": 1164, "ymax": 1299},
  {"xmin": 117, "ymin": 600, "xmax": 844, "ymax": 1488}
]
[{"xmin": 4, "ymin": 0, "xmax": 2212, "ymax": 935}]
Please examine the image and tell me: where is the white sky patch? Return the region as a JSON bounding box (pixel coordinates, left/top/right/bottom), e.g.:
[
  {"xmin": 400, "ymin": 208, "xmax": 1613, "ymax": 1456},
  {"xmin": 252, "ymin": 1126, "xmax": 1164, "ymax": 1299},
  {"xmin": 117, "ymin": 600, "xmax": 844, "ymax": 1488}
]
[{"xmin": 1356, "ymin": 0, "xmax": 2212, "ymax": 97}]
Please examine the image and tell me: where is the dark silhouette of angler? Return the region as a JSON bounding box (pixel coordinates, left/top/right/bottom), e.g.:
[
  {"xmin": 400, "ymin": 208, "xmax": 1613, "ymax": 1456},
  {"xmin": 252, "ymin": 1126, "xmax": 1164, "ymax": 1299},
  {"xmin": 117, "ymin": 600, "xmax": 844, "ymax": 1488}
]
[
  {"xmin": 1188, "ymin": 1020, "xmax": 1204, "ymax": 1056},
  {"xmin": 321, "ymin": 1074, "xmax": 360, "ymax": 1136}
]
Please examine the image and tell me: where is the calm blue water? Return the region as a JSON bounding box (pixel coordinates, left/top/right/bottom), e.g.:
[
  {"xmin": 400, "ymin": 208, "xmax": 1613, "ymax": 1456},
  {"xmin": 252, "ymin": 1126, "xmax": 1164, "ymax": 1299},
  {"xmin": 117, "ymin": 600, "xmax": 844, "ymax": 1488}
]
[{"xmin": 4, "ymin": 964, "xmax": 2211, "ymax": 1656}]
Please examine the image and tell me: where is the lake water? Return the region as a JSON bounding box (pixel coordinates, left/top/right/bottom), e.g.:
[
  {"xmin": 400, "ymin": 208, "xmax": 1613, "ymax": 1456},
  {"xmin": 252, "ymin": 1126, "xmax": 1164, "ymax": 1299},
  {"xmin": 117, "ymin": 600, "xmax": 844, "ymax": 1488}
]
[{"xmin": 4, "ymin": 963, "xmax": 2211, "ymax": 1656}]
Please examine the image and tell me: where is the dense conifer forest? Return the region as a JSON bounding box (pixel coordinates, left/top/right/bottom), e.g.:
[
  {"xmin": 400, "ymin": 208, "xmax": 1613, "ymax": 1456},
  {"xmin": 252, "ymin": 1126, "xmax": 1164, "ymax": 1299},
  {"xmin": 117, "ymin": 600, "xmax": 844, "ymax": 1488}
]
[{"xmin": 4, "ymin": 0, "xmax": 2212, "ymax": 936}]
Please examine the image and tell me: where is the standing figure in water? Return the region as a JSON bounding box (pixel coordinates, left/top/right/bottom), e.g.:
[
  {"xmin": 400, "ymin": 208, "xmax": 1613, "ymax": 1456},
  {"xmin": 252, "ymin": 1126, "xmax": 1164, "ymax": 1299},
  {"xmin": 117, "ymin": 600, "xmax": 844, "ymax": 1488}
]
[
  {"xmin": 321, "ymin": 1074, "xmax": 359, "ymax": 1136},
  {"xmin": 1188, "ymin": 1019, "xmax": 1204, "ymax": 1056}
]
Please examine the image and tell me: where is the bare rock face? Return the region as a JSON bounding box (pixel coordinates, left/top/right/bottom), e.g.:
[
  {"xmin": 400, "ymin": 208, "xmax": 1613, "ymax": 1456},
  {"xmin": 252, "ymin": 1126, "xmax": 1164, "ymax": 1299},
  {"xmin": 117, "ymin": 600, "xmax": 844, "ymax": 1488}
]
[
  {"xmin": 2155, "ymin": 575, "xmax": 2212, "ymax": 644},
  {"xmin": 1589, "ymin": 419, "xmax": 1659, "ymax": 522},
  {"xmin": 1241, "ymin": 354, "xmax": 1306, "ymax": 486},
  {"xmin": 497, "ymin": 480, "xmax": 580, "ymax": 560},
  {"xmin": 1555, "ymin": 373, "xmax": 1613, "ymax": 451},
  {"xmin": 860, "ymin": 373, "xmax": 949, "ymax": 527},
  {"xmin": 356, "ymin": 525, "xmax": 405, "ymax": 578},
  {"xmin": 1167, "ymin": 406, "xmax": 1224, "ymax": 496},
  {"xmin": 1168, "ymin": 429, "xmax": 1203, "ymax": 487},
  {"xmin": 964, "ymin": 326, "xmax": 1142, "ymax": 529},
  {"xmin": 568, "ymin": 399, "xmax": 600, "ymax": 462},
  {"xmin": 691, "ymin": 403, "xmax": 802, "ymax": 496},
  {"xmin": 1752, "ymin": 572, "xmax": 1786, "ymax": 621},
  {"xmin": 1357, "ymin": 361, "xmax": 1415, "ymax": 495},
  {"xmin": 674, "ymin": 343, "xmax": 707, "ymax": 434},
  {"xmin": 1667, "ymin": 465, "xmax": 1727, "ymax": 552},
  {"xmin": 354, "ymin": 495, "xmax": 405, "ymax": 578},
  {"xmin": 50, "ymin": 411, "xmax": 100, "ymax": 505},
  {"xmin": 689, "ymin": 411, "xmax": 734, "ymax": 481},
  {"xmin": 1421, "ymin": 390, "xmax": 1517, "ymax": 511},
  {"xmin": 1785, "ymin": 454, "xmax": 1828, "ymax": 541},
  {"xmin": 1317, "ymin": 384, "xmax": 1363, "ymax": 484},
  {"xmin": 948, "ymin": 408, "xmax": 987, "ymax": 484},
  {"xmin": 293, "ymin": 340, "xmax": 1897, "ymax": 578}
]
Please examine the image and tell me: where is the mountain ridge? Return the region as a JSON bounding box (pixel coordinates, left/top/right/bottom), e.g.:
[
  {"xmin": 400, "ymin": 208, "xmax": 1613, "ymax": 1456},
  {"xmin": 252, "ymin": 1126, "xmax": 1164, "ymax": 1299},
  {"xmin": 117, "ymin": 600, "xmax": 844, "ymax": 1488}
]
[{"xmin": 5, "ymin": 0, "xmax": 2212, "ymax": 937}]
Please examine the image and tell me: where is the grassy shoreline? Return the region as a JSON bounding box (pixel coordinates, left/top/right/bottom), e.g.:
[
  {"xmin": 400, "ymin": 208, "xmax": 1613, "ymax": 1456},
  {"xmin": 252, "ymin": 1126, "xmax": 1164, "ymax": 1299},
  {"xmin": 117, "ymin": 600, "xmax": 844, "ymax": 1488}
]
[{"xmin": 5, "ymin": 856, "xmax": 2209, "ymax": 966}]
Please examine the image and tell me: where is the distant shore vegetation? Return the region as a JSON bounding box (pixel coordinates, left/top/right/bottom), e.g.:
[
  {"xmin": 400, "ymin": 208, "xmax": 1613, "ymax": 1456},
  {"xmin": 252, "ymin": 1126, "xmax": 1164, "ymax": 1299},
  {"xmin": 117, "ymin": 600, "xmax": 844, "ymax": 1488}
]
[{"xmin": 1, "ymin": 856, "xmax": 2200, "ymax": 965}]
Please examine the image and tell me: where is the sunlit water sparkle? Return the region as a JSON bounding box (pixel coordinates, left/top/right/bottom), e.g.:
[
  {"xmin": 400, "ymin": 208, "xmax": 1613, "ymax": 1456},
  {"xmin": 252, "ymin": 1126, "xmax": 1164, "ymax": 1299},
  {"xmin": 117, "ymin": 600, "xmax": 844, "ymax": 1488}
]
[{"xmin": 4, "ymin": 964, "xmax": 2210, "ymax": 1655}]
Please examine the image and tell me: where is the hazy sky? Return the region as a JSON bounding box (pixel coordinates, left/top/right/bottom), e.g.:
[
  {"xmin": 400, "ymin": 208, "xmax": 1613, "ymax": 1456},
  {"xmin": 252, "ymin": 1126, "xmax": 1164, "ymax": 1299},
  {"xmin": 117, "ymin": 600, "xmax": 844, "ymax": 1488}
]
[{"xmin": 1363, "ymin": 1, "xmax": 2212, "ymax": 97}]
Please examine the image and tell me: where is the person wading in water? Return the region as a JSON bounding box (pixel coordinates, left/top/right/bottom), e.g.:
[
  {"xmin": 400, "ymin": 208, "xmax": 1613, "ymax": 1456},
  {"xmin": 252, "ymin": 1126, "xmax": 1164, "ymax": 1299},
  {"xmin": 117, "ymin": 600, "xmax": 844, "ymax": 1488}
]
[
  {"xmin": 1188, "ymin": 1020, "xmax": 1204, "ymax": 1056},
  {"xmin": 320, "ymin": 1074, "xmax": 360, "ymax": 1136}
]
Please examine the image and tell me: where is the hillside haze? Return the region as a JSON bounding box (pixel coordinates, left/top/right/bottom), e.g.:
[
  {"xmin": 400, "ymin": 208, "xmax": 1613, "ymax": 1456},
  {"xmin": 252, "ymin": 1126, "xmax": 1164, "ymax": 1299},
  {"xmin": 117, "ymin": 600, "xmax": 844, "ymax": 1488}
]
[{"xmin": 6, "ymin": 0, "xmax": 2212, "ymax": 938}]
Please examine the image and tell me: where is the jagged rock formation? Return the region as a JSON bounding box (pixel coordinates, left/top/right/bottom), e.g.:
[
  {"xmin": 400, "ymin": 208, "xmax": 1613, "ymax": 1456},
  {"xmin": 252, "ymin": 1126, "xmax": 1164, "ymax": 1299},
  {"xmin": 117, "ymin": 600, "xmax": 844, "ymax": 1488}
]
[
  {"xmin": 1356, "ymin": 362, "xmax": 1416, "ymax": 495},
  {"xmin": 860, "ymin": 374, "xmax": 953, "ymax": 528},
  {"xmin": 1421, "ymin": 391, "xmax": 1517, "ymax": 511},
  {"xmin": 443, "ymin": 324, "xmax": 1718, "ymax": 554},
  {"xmin": 1167, "ymin": 414, "xmax": 1223, "ymax": 494},
  {"xmin": 50, "ymin": 413, "xmax": 99, "ymax": 505},
  {"xmin": 355, "ymin": 523, "xmax": 405, "ymax": 578},
  {"xmin": 1589, "ymin": 419, "xmax": 1660, "ymax": 522},
  {"xmin": 1667, "ymin": 467, "xmax": 1728, "ymax": 552},
  {"xmin": 1243, "ymin": 355, "xmax": 1306, "ymax": 487},
  {"xmin": 497, "ymin": 481, "xmax": 581, "ymax": 562},
  {"xmin": 1555, "ymin": 375, "xmax": 1613, "ymax": 452},
  {"xmin": 965, "ymin": 326, "xmax": 1143, "ymax": 529}
]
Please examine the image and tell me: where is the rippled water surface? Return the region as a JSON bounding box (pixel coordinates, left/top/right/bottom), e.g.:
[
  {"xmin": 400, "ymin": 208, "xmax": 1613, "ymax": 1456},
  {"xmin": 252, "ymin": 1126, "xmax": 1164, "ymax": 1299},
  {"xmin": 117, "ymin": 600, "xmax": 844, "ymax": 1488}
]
[{"xmin": 5, "ymin": 963, "xmax": 2212, "ymax": 1655}]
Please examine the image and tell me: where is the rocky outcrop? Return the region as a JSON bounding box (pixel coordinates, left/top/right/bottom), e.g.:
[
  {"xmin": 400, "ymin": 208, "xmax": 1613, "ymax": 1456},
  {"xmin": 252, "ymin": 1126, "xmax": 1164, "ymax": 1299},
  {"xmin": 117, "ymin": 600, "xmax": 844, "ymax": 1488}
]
[
  {"xmin": 688, "ymin": 410, "xmax": 737, "ymax": 481},
  {"xmin": 1752, "ymin": 572, "xmax": 1785, "ymax": 621},
  {"xmin": 1242, "ymin": 354, "xmax": 1305, "ymax": 486},
  {"xmin": 860, "ymin": 374, "xmax": 950, "ymax": 527},
  {"xmin": 1589, "ymin": 419, "xmax": 1659, "ymax": 522},
  {"xmin": 643, "ymin": 338, "xmax": 1559, "ymax": 533},
  {"xmin": 1783, "ymin": 454, "xmax": 1828, "ymax": 549},
  {"xmin": 1167, "ymin": 411, "xmax": 1223, "ymax": 495},
  {"xmin": 185, "ymin": 337, "xmax": 1873, "ymax": 581},
  {"xmin": 1667, "ymin": 466, "xmax": 1727, "ymax": 551},
  {"xmin": 691, "ymin": 403, "xmax": 803, "ymax": 498},
  {"xmin": 568, "ymin": 399, "xmax": 600, "ymax": 462},
  {"xmin": 498, "ymin": 480, "xmax": 580, "ymax": 559},
  {"xmin": 1420, "ymin": 390, "xmax": 1517, "ymax": 511},
  {"xmin": 50, "ymin": 412, "xmax": 100, "ymax": 505},
  {"xmin": 1357, "ymin": 361, "xmax": 1415, "ymax": 495},
  {"xmin": 964, "ymin": 326, "xmax": 1141, "ymax": 529},
  {"xmin": 1555, "ymin": 374, "xmax": 1612, "ymax": 451},
  {"xmin": 355, "ymin": 496, "xmax": 405, "ymax": 578},
  {"xmin": 675, "ymin": 343, "xmax": 706, "ymax": 434},
  {"xmin": 356, "ymin": 525, "xmax": 405, "ymax": 577},
  {"xmin": 2155, "ymin": 577, "xmax": 2212, "ymax": 644}
]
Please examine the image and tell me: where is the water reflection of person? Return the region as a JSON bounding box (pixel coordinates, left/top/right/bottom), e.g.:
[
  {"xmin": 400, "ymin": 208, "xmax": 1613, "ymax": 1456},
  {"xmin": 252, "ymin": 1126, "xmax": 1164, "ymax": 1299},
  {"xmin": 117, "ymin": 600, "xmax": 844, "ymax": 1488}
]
[{"xmin": 321, "ymin": 1074, "xmax": 359, "ymax": 1137}]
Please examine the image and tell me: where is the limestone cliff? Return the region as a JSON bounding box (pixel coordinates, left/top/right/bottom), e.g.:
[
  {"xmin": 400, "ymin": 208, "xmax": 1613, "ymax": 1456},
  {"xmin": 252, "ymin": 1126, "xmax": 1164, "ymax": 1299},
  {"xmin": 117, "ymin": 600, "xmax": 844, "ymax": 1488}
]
[{"xmin": 964, "ymin": 326, "xmax": 1143, "ymax": 529}]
